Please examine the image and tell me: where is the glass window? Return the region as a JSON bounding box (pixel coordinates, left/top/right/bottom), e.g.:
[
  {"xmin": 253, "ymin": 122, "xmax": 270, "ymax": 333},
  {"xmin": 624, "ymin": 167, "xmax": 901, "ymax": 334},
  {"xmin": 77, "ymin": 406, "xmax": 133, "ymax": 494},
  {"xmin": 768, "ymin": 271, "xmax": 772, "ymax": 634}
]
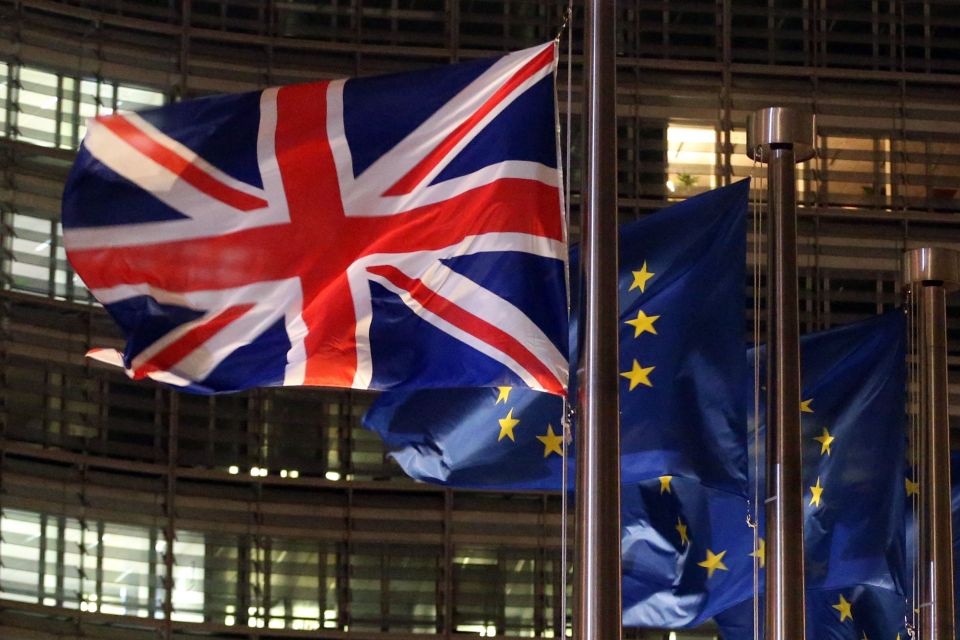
[
  {"xmin": 895, "ymin": 138, "xmax": 960, "ymax": 211},
  {"xmin": 10, "ymin": 213, "xmax": 53, "ymax": 294},
  {"xmin": 171, "ymin": 532, "xmax": 205, "ymax": 622},
  {"xmin": 0, "ymin": 61, "xmax": 8, "ymax": 134},
  {"xmin": 17, "ymin": 68, "xmax": 59, "ymax": 148},
  {"xmin": 666, "ymin": 124, "xmax": 717, "ymax": 196},
  {"xmin": 117, "ymin": 85, "xmax": 165, "ymax": 111},
  {"xmin": 59, "ymin": 76, "xmax": 79, "ymax": 149},
  {"xmin": 100, "ymin": 523, "xmax": 159, "ymax": 618},
  {"xmin": 819, "ymin": 134, "xmax": 891, "ymax": 209},
  {"xmin": 0, "ymin": 510, "xmax": 43, "ymax": 603}
]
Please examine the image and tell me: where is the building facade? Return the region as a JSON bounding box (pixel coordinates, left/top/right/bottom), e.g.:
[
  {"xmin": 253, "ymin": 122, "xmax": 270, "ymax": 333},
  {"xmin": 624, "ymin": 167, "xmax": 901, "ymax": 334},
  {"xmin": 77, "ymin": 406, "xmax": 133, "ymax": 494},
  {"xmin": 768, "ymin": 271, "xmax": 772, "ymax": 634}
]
[{"xmin": 1, "ymin": 1, "xmax": 959, "ymax": 638}]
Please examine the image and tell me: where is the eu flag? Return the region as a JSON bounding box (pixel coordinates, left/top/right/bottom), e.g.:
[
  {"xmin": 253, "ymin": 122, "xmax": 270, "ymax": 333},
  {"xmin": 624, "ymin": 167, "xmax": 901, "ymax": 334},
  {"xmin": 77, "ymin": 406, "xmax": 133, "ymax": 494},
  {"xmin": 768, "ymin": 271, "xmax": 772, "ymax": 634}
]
[
  {"xmin": 622, "ymin": 311, "xmax": 907, "ymax": 632},
  {"xmin": 363, "ymin": 180, "xmax": 750, "ymax": 494},
  {"xmin": 714, "ymin": 583, "xmax": 908, "ymax": 640}
]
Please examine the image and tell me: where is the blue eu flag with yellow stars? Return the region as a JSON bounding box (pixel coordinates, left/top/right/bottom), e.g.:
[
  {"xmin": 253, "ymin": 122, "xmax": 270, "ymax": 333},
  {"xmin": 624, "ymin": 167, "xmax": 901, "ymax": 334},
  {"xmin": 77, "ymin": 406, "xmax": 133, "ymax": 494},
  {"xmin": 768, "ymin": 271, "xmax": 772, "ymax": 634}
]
[
  {"xmin": 363, "ymin": 179, "xmax": 750, "ymax": 494},
  {"xmin": 715, "ymin": 584, "xmax": 908, "ymax": 640},
  {"xmin": 622, "ymin": 311, "xmax": 907, "ymax": 636}
]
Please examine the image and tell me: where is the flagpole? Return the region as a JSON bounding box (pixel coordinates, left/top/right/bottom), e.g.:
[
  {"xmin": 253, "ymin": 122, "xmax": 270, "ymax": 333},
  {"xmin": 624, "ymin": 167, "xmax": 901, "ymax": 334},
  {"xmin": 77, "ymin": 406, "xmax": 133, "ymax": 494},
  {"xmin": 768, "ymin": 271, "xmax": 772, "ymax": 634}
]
[
  {"xmin": 746, "ymin": 107, "xmax": 814, "ymax": 640},
  {"xmin": 904, "ymin": 247, "xmax": 959, "ymax": 640},
  {"xmin": 574, "ymin": 0, "xmax": 621, "ymax": 638}
]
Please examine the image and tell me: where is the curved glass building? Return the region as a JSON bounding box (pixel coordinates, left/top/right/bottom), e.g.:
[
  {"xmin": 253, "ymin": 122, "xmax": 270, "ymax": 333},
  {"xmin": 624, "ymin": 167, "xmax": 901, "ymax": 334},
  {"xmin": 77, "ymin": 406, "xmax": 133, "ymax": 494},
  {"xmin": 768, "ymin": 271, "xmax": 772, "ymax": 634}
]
[{"xmin": 1, "ymin": 1, "xmax": 959, "ymax": 638}]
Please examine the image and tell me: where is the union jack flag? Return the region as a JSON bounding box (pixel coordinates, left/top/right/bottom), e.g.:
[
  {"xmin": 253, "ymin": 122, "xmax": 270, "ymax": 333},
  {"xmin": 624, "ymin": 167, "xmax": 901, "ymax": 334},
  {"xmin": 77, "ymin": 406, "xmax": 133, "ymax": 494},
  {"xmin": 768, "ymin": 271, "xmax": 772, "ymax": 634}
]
[{"xmin": 63, "ymin": 43, "xmax": 569, "ymax": 395}]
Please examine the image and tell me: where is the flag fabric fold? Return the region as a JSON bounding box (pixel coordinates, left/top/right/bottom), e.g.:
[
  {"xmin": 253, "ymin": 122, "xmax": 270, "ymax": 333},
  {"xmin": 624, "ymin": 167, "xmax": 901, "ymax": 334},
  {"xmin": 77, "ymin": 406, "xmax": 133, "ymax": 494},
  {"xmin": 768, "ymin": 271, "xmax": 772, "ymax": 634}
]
[
  {"xmin": 63, "ymin": 43, "xmax": 568, "ymax": 395},
  {"xmin": 364, "ymin": 180, "xmax": 750, "ymax": 494}
]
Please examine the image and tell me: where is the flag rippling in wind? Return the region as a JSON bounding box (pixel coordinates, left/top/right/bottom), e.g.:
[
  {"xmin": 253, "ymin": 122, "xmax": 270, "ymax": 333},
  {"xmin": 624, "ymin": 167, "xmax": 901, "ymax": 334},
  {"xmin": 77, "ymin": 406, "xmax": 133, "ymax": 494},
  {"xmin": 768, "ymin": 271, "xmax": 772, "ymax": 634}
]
[
  {"xmin": 62, "ymin": 44, "xmax": 568, "ymax": 395},
  {"xmin": 364, "ymin": 180, "xmax": 750, "ymax": 494},
  {"xmin": 622, "ymin": 311, "xmax": 908, "ymax": 636}
]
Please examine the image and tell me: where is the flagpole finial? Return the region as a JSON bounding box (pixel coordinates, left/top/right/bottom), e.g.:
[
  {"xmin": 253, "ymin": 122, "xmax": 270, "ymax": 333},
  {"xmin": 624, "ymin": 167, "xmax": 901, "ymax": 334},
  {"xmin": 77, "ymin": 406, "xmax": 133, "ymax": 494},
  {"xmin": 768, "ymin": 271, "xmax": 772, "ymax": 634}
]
[
  {"xmin": 903, "ymin": 247, "xmax": 960, "ymax": 292},
  {"xmin": 746, "ymin": 107, "xmax": 815, "ymax": 163}
]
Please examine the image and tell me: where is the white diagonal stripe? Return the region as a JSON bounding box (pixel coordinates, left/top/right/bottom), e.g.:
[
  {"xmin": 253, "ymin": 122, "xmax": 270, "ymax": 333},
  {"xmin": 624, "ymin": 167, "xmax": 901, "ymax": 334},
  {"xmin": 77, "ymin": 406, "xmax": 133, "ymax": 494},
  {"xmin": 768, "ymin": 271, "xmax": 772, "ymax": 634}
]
[
  {"xmin": 365, "ymin": 270, "xmax": 543, "ymax": 390},
  {"xmin": 65, "ymin": 95, "xmax": 289, "ymax": 251},
  {"xmin": 347, "ymin": 231, "xmax": 567, "ymax": 390},
  {"xmin": 88, "ymin": 279, "xmax": 307, "ymax": 387},
  {"xmin": 416, "ymin": 261, "xmax": 567, "ymax": 387},
  {"xmin": 328, "ymin": 42, "xmax": 560, "ymax": 217}
]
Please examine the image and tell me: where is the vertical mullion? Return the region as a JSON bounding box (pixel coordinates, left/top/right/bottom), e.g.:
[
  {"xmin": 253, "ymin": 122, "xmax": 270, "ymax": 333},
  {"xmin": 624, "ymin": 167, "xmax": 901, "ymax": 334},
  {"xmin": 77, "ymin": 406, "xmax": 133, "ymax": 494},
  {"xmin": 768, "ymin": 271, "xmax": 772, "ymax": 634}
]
[
  {"xmin": 46, "ymin": 219, "xmax": 57, "ymax": 297},
  {"xmin": 53, "ymin": 74, "xmax": 63, "ymax": 149},
  {"xmin": 95, "ymin": 521, "xmax": 104, "ymax": 613},
  {"xmin": 54, "ymin": 516, "xmax": 65, "ymax": 607},
  {"xmin": 37, "ymin": 513, "xmax": 48, "ymax": 604},
  {"xmin": 163, "ymin": 391, "xmax": 178, "ymax": 639}
]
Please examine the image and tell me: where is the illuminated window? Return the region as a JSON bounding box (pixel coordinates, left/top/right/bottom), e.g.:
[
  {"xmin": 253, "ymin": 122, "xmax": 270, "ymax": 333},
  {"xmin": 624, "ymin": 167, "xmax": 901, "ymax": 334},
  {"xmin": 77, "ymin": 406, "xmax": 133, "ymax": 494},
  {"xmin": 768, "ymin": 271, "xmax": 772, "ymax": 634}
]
[
  {"xmin": 17, "ymin": 67, "xmax": 59, "ymax": 148},
  {"xmin": 99, "ymin": 524, "xmax": 155, "ymax": 617},
  {"xmin": 171, "ymin": 533, "xmax": 206, "ymax": 622},
  {"xmin": 666, "ymin": 124, "xmax": 717, "ymax": 195},
  {"xmin": 896, "ymin": 138, "xmax": 960, "ymax": 210},
  {"xmin": 0, "ymin": 511, "xmax": 43, "ymax": 603},
  {"xmin": 9, "ymin": 213, "xmax": 53, "ymax": 293},
  {"xmin": 0, "ymin": 61, "xmax": 164, "ymax": 300},
  {"xmin": 819, "ymin": 134, "xmax": 891, "ymax": 209}
]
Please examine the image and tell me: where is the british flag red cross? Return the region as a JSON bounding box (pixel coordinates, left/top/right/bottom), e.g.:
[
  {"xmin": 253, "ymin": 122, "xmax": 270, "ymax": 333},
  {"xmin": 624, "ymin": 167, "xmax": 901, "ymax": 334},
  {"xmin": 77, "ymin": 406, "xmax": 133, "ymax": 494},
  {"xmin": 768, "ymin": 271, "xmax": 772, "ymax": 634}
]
[{"xmin": 63, "ymin": 43, "xmax": 569, "ymax": 395}]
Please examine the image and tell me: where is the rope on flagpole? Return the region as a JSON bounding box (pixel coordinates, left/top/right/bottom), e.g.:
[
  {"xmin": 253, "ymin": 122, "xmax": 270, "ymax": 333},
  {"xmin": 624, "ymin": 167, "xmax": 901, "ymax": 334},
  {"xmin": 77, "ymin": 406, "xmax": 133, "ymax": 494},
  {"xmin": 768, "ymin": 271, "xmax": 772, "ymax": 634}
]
[
  {"xmin": 896, "ymin": 3, "xmax": 920, "ymax": 634},
  {"xmin": 748, "ymin": 145, "xmax": 765, "ymax": 640},
  {"xmin": 551, "ymin": 6, "xmax": 574, "ymax": 638},
  {"xmin": 558, "ymin": 4, "xmax": 573, "ymax": 635},
  {"xmin": 906, "ymin": 264, "xmax": 921, "ymax": 639}
]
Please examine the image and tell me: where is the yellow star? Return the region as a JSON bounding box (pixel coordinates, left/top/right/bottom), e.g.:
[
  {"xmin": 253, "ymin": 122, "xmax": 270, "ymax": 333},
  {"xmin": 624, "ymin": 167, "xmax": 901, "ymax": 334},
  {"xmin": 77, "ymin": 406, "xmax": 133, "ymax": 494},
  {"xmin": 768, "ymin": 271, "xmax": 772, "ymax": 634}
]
[
  {"xmin": 861, "ymin": 632, "xmax": 869, "ymax": 640},
  {"xmin": 536, "ymin": 424, "xmax": 564, "ymax": 458},
  {"xmin": 495, "ymin": 386, "xmax": 512, "ymax": 404},
  {"xmin": 749, "ymin": 538, "xmax": 765, "ymax": 568},
  {"xmin": 814, "ymin": 427, "xmax": 835, "ymax": 456},
  {"xmin": 832, "ymin": 593, "xmax": 853, "ymax": 622},
  {"xmin": 809, "ymin": 476, "xmax": 824, "ymax": 507},
  {"xmin": 497, "ymin": 409, "xmax": 519, "ymax": 442},
  {"xmin": 675, "ymin": 517, "xmax": 689, "ymax": 546},
  {"xmin": 800, "ymin": 398, "xmax": 814, "ymax": 413},
  {"xmin": 625, "ymin": 309, "xmax": 660, "ymax": 338},
  {"xmin": 659, "ymin": 475, "xmax": 673, "ymax": 494},
  {"xmin": 697, "ymin": 549, "xmax": 729, "ymax": 578},
  {"xmin": 629, "ymin": 261, "xmax": 655, "ymax": 293},
  {"xmin": 905, "ymin": 477, "xmax": 920, "ymax": 497},
  {"xmin": 620, "ymin": 360, "xmax": 654, "ymax": 391}
]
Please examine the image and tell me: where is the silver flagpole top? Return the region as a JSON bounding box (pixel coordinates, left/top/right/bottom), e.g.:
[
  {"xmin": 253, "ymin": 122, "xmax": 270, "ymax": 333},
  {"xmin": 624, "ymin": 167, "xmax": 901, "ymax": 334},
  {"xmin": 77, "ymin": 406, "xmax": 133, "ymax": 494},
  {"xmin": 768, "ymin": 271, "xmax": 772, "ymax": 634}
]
[
  {"xmin": 903, "ymin": 247, "xmax": 960, "ymax": 291},
  {"xmin": 746, "ymin": 107, "xmax": 816, "ymax": 162}
]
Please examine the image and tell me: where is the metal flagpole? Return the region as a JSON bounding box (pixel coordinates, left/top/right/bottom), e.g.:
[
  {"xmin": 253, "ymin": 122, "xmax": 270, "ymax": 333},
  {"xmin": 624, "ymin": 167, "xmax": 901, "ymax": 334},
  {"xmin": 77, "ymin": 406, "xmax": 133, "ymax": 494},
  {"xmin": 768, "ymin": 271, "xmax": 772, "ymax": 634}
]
[
  {"xmin": 746, "ymin": 107, "xmax": 814, "ymax": 640},
  {"xmin": 574, "ymin": 0, "xmax": 621, "ymax": 638},
  {"xmin": 903, "ymin": 247, "xmax": 959, "ymax": 640}
]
